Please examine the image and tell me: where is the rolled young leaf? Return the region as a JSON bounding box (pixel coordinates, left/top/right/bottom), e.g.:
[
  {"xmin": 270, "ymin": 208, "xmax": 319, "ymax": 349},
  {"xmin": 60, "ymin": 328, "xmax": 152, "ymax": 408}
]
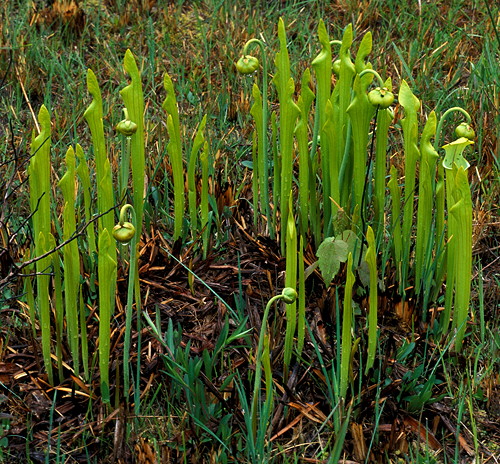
[
  {"xmin": 163, "ymin": 73, "xmax": 185, "ymax": 240},
  {"xmin": 84, "ymin": 69, "xmax": 116, "ymax": 237},
  {"xmin": 84, "ymin": 69, "xmax": 117, "ymax": 322},
  {"xmin": 59, "ymin": 146, "xmax": 81, "ymax": 376},
  {"xmin": 311, "ymin": 20, "xmax": 332, "ymax": 229},
  {"xmin": 200, "ymin": 142, "xmax": 210, "ymax": 259},
  {"xmin": 332, "ymin": 24, "xmax": 356, "ymax": 206},
  {"xmin": 187, "ymin": 115, "xmax": 207, "ymax": 236}
]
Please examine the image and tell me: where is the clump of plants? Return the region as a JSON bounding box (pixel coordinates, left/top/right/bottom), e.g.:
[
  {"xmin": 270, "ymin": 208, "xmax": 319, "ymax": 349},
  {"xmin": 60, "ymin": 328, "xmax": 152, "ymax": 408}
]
[{"xmin": 23, "ymin": 17, "xmax": 478, "ymax": 462}]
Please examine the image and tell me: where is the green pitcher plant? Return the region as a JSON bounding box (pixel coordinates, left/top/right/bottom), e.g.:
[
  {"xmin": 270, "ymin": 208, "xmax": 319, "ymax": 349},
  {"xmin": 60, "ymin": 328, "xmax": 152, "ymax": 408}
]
[
  {"xmin": 59, "ymin": 145, "xmax": 81, "ymax": 377},
  {"xmin": 24, "ymin": 19, "xmax": 480, "ymax": 413},
  {"xmin": 120, "ymin": 50, "xmax": 146, "ymax": 240},
  {"xmin": 236, "ymin": 36, "xmax": 273, "ymax": 238},
  {"xmin": 98, "ymin": 229, "xmax": 117, "ymax": 404},
  {"xmin": 441, "ymin": 137, "xmax": 474, "ymax": 350},
  {"xmin": 163, "ymin": 73, "xmax": 185, "ymax": 241},
  {"xmin": 273, "ymin": 18, "xmax": 300, "ymax": 253},
  {"xmin": 28, "ymin": 105, "xmax": 54, "ymax": 384},
  {"xmin": 414, "ymin": 111, "xmax": 439, "ymax": 311}
]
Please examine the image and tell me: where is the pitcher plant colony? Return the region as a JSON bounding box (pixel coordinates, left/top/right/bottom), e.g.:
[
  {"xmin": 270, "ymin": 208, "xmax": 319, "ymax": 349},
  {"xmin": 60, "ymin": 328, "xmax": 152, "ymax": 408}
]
[{"xmin": 23, "ymin": 16, "xmax": 480, "ymax": 462}]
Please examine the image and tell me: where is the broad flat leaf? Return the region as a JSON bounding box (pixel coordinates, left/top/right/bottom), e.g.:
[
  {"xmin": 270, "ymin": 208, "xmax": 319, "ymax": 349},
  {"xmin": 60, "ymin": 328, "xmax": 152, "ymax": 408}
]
[
  {"xmin": 357, "ymin": 260, "xmax": 370, "ymax": 288},
  {"xmin": 316, "ymin": 236, "xmax": 349, "ymax": 284},
  {"xmin": 340, "ymin": 230, "xmax": 357, "ymax": 250}
]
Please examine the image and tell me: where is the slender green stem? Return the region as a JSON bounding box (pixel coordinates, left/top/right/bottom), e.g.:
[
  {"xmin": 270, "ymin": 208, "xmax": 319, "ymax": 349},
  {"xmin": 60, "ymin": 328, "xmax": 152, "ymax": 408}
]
[
  {"xmin": 284, "ymin": 195, "xmax": 297, "ymax": 377},
  {"xmin": 297, "ymin": 235, "xmax": 306, "ymax": 356},
  {"xmin": 250, "ymin": 288, "xmax": 297, "ymax": 442},
  {"xmin": 388, "ymin": 166, "xmax": 402, "ymax": 268},
  {"xmin": 357, "ymin": 105, "xmax": 379, "ymax": 267},
  {"xmin": 365, "ymin": 227, "xmax": 378, "ymax": 372},
  {"xmin": 117, "ymin": 204, "xmax": 138, "ymax": 405},
  {"xmin": 117, "ymin": 108, "xmax": 134, "ymax": 203},
  {"xmin": 358, "ymin": 68, "xmax": 385, "ymax": 87},
  {"xmin": 373, "ymin": 79, "xmax": 394, "ymax": 241},
  {"xmin": 120, "ymin": 136, "xmax": 131, "ymax": 202},
  {"xmin": 251, "ymin": 130, "xmax": 259, "ymax": 229},
  {"xmin": 434, "ymin": 107, "xmax": 472, "ymax": 151}
]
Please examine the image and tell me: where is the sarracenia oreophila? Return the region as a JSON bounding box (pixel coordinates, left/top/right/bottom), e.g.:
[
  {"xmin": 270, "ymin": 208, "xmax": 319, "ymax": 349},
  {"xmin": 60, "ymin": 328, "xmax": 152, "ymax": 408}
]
[
  {"xmin": 235, "ymin": 18, "xmax": 475, "ymax": 366},
  {"xmin": 26, "ymin": 19, "xmax": 477, "ymax": 399}
]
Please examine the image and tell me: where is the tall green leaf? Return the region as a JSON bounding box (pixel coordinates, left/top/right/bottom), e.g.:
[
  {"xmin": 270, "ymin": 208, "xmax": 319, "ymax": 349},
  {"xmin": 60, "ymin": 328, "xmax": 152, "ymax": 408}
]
[
  {"xmin": 28, "ymin": 105, "xmax": 53, "ymax": 384},
  {"xmin": 163, "ymin": 73, "xmax": 185, "ymax": 240},
  {"xmin": 120, "ymin": 50, "xmax": 146, "ymax": 236},
  {"xmin": 59, "ymin": 145, "xmax": 80, "ymax": 375}
]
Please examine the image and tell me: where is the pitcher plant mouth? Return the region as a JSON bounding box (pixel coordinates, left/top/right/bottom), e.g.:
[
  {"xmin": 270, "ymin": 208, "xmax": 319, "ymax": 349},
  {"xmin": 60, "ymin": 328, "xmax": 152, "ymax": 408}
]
[{"xmin": 442, "ymin": 137, "xmax": 474, "ymax": 170}]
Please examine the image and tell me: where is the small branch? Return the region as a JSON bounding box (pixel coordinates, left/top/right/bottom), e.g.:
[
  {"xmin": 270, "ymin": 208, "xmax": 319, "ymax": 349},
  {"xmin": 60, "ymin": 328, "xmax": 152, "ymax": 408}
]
[
  {"xmin": 0, "ymin": 204, "xmax": 120, "ymax": 291},
  {"xmin": 18, "ymin": 204, "xmax": 119, "ymax": 270}
]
